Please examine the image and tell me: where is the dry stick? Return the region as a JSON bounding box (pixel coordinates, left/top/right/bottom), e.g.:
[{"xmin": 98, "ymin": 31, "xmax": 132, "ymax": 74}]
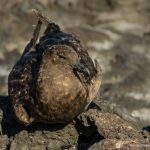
[
  {"xmin": 22, "ymin": 20, "xmax": 42, "ymax": 55},
  {"xmin": 23, "ymin": 9, "xmax": 53, "ymax": 53},
  {"xmin": 32, "ymin": 9, "xmax": 52, "ymax": 25},
  {"xmin": 28, "ymin": 9, "xmax": 52, "ymax": 52},
  {"xmin": 31, "ymin": 20, "xmax": 42, "ymax": 49}
]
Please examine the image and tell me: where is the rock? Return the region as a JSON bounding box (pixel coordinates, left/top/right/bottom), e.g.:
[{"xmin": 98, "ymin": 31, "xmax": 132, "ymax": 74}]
[
  {"xmin": 77, "ymin": 109, "xmax": 143, "ymax": 139},
  {"xmin": 8, "ymin": 123, "xmax": 78, "ymax": 150},
  {"xmin": 77, "ymin": 108, "xmax": 150, "ymax": 149},
  {"xmin": 89, "ymin": 139, "xmax": 150, "ymax": 150}
]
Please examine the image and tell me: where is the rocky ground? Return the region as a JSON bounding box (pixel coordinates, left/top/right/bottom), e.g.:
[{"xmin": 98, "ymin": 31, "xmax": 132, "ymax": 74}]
[
  {"xmin": 0, "ymin": 96, "xmax": 150, "ymax": 150},
  {"xmin": 0, "ymin": 0, "xmax": 150, "ymax": 149}
]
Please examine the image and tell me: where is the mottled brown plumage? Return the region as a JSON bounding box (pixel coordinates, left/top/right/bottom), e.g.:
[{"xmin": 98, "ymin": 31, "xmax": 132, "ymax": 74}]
[{"xmin": 8, "ymin": 10, "xmax": 102, "ymax": 125}]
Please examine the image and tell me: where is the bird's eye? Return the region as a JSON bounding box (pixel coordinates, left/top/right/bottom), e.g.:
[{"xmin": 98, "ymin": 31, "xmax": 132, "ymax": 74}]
[{"xmin": 58, "ymin": 53, "xmax": 66, "ymax": 59}]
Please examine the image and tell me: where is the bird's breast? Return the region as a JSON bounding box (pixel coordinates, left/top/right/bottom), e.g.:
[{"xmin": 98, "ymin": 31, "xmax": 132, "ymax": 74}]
[{"xmin": 32, "ymin": 47, "xmax": 88, "ymax": 123}]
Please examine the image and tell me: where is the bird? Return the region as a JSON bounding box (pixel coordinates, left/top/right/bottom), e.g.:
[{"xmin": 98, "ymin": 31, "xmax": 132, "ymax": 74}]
[{"xmin": 8, "ymin": 10, "xmax": 102, "ymax": 125}]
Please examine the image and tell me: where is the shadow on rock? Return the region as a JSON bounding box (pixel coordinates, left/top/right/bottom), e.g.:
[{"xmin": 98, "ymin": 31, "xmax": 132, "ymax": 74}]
[{"xmin": 75, "ymin": 118, "xmax": 104, "ymax": 150}]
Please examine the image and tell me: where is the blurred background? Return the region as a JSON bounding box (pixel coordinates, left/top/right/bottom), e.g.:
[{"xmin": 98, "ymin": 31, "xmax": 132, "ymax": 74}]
[{"xmin": 0, "ymin": 0, "xmax": 150, "ymax": 128}]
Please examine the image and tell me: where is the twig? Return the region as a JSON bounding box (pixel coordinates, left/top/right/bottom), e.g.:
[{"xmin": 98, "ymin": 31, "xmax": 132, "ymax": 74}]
[{"xmin": 32, "ymin": 9, "xmax": 52, "ymax": 25}]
